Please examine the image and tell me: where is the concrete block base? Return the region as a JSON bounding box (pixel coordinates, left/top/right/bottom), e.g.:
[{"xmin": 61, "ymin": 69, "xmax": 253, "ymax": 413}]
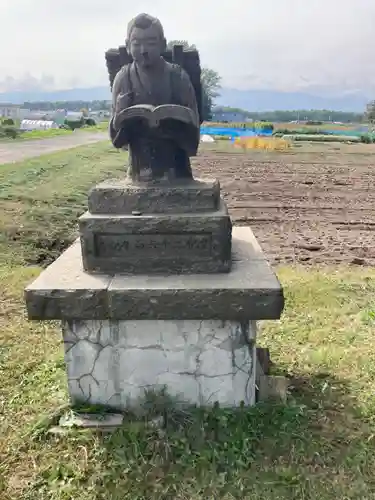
[
  {"xmin": 25, "ymin": 226, "xmax": 284, "ymax": 411},
  {"xmin": 25, "ymin": 227, "xmax": 284, "ymax": 321},
  {"xmin": 63, "ymin": 319, "xmax": 257, "ymax": 410},
  {"xmin": 79, "ymin": 201, "xmax": 232, "ymax": 275},
  {"xmin": 88, "ymin": 177, "xmax": 220, "ymax": 215}
]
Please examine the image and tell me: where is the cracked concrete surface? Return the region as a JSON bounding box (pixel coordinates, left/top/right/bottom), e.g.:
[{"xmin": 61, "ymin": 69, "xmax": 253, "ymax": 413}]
[{"xmin": 62, "ymin": 319, "xmax": 257, "ymax": 409}]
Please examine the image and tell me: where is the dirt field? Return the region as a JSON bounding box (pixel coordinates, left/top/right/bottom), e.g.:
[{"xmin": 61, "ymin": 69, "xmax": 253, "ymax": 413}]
[{"xmin": 193, "ymin": 142, "xmax": 375, "ymax": 266}]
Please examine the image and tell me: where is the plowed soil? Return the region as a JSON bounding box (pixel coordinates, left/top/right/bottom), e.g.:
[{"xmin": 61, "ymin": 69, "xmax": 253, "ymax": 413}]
[{"xmin": 193, "ymin": 142, "xmax": 375, "ymax": 266}]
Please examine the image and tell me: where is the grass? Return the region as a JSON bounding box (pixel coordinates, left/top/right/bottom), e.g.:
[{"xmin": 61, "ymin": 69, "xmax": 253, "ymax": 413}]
[
  {"xmin": 0, "ymin": 142, "xmax": 124, "ymax": 266},
  {"xmin": 283, "ymin": 134, "xmax": 361, "ymax": 143},
  {"xmin": 17, "ymin": 128, "xmax": 76, "ymax": 140},
  {"xmin": 0, "ymin": 122, "xmax": 108, "ymax": 142},
  {"xmin": 275, "ymin": 122, "xmax": 365, "ymax": 132},
  {"xmin": 1, "ymin": 143, "xmax": 375, "ymax": 498}
]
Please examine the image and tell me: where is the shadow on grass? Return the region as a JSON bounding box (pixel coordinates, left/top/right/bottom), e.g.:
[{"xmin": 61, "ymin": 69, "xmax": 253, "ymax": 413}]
[{"xmin": 21, "ymin": 369, "xmax": 375, "ymax": 500}]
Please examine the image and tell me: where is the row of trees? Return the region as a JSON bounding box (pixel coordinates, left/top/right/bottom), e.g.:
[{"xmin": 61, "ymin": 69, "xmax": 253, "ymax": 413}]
[
  {"xmin": 23, "ymin": 100, "xmax": 110, "ymax": 112},
  {"xmin": 366, "ymin": 101, "xmax": 375, "ymax": 125},
  {"xmin": 213, "ymin": 106, "xmax": 364, "ymax": 124}
]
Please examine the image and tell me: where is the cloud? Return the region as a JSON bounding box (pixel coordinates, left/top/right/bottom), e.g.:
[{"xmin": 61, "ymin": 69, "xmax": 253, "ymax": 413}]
[
  {"xmin": 0, "ymin": 74, "xmax": 56, "ymax": 92},
  {"xmin": 1, "ymin": 0, "xmax": 375, "ymax": 93}
]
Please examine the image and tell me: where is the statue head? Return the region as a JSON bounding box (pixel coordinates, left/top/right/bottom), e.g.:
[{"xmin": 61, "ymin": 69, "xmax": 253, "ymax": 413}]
[{"xmin": 126, "ymin": 13, "xmax": 166, "ymax": 68}]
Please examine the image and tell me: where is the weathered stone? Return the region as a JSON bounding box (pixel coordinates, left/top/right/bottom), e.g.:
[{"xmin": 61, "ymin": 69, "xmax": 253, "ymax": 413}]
[
  {"xmin": 256, "ymin": 347, "xmax": 272, "ymax": 375},
  {"xmin": 109, "ymin": 13, "xmax": 201, "ymax": 180},
  {"xmin": 79, "ymin": 200, "xmax": 232, "ymax": 274},
  {"xmin": 24, "ymin": 227, "xmax": 284, "ymax": 321},
  {"xmin": 258, "ymin": 375, "xmax": 289, "ymax": 403},
  {"xmin": 59, "ymin": 412, "xmax": 124, "ymax": 429},
  {"xmin": 88, "ymin": 177, "xmax": 220, "ymax": 214},
  {"xmin": 24, "ymin": 244, "xmax": 111, "ymax": 320},
  {"xmin": 62, "ymin": 318, "xmax": 257, "ymax": 410},
  {"xmin": 108, "ymin": 227, "xmax": 283, "ymax": 320}
]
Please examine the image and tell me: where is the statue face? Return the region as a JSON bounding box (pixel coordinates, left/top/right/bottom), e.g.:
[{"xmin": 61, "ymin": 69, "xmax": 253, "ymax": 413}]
[{"xmin": 128, "ymin": 25, "xmax": 164, "ymax": 68}]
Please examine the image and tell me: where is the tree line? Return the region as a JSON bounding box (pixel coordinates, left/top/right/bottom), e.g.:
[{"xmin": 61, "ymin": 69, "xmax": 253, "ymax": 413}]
[
  {"xmin": 21, "ymin": 102, "xmax": 365, "ymax": 124},
  {"xmin": 23, "ymin": 100, "xmax": 110, "ymax": 112},
  {"xmin": 213, "ymin": 106, "xmax": 364, "ymax": 123}
]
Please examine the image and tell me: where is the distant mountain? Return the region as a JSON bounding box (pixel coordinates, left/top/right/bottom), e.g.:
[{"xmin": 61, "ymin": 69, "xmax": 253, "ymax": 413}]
[
  {"xmin": 0, "ymin": 86, "xmax": 369, "ymax": 112},
  {"xmin": 0, "ymin": 87, "xmax": 111, "ymax": 104},
  {"xmin": 216, "ymin": 88, "xmax": 369, "ymax": 113}
]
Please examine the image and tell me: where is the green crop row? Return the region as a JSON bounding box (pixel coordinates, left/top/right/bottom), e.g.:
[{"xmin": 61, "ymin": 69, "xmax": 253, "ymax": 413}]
[
  {"xmin": 284, "ymin": 134, "xmax": 361, "ymax": 143},
  {"xmin": 204, "ymin": 121, "xmax": 274, "ymax": 131},
  {"xmin": 274, "ymin": 128, "xmax": 330, "ymax": 136}
]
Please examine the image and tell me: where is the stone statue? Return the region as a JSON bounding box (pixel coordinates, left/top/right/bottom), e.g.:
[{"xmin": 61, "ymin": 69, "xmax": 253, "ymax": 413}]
[{"xmin": 108, "ymin": 13, "xmax": 201, "ymax": 182}]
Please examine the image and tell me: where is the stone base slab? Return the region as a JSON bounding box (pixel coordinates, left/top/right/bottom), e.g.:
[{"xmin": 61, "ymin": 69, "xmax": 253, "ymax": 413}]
[
  {"xmin": 88, "ymin": 177, "xmax": 220, "ymax": 214},
  {"xmin": 59, "ymin": 412, "xmax": 124, "ymax": 429},
  {"xmin": 257, "ymin": 375, "xmax": 289, "ymax": 403},
  {"xmin": 79, "ymin": 200, "xmax": 232, "ymax": 274},
  {"xmin": 62, "ymin": 319, "xmax": 257, "ymax": 410},
  {"xmin": 24, "ymin": 227, "xmax": 284, "ymax": 321}
]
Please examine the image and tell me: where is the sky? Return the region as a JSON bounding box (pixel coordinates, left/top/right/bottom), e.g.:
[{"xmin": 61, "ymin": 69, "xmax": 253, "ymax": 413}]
[{"xmin": 1, "ymin": 0, "xmax": 375, "ymax": 94}]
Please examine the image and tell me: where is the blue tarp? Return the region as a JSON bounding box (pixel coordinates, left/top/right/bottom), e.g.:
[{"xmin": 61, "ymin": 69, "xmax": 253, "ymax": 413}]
[
  {"xmin": 200, "ymin": 126, "xmax": 272, "ymax": 138},
  {"xmin": 200, "ymin": 126, "xmax": 370, "ymax": 138}
]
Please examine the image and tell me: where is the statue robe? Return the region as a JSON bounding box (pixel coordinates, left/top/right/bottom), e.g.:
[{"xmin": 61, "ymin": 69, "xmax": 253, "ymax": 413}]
[{"xmin": 110, "ymin": 58, "xmax": 199, "ymax": 180}]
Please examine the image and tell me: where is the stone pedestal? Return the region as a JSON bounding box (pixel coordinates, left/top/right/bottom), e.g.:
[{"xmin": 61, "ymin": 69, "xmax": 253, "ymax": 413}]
[
  {"xmin": 63, "ymin": 319, "xmax": 257, "ymax": 409},
  {"xmin": 25, "ymin": 226, "xmax": 284, "ymax": 410},
  {"xmin": 79, "ymin": 178, "xmax": 232, "ymax": 275},
  {"xmin": 79, "ymin": 202, "xmax": 232, "ymax": 274},
  {"xmin": 25, "ymin": 172, "xmax": 284, "ymax": 411},
  {"xmin": 88, "ymin": 178, "xmax": 221, "ymax": 214}
]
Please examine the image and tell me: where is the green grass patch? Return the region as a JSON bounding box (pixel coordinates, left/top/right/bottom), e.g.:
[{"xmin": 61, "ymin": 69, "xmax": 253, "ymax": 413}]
[
  {"xmin": 284, "ymin": 134, "xmax": 361, "ymax": 143},
  {"xmin": 18, "ymin": 128, "xmax": 75, "ymax": 140},
  {"xmin": 0, "ymin": 123, "xmax": 108, "ymax": 142},
  {"xmin": 1, "ymin": 144, "xmax": 375, "ymax": 498},
  {"xmin": 0, "ymin": 142, "xmax": 124, "ymax": 266},
  {"xmin": 1, "ymin": 263, "xmax": 375, "ymax": 499}
]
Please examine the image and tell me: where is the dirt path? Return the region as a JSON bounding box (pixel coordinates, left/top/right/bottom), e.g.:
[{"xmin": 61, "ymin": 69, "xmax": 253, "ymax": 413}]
[
  {"xmin": 193, "ymin": 144, "xmax": 375, "ymax": 266},
  {"xmin": 0, "ymin": 132, "xmax": 108, "ymax": 164}
]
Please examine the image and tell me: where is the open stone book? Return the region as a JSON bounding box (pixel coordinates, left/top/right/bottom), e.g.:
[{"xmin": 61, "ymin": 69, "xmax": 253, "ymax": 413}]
[{"xmin": 113, "ymin": 103, "xmax": 198, "ymax": 131}]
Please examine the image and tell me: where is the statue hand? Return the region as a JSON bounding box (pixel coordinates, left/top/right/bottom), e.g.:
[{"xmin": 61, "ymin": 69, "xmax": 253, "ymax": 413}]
[{"xmin": 116, "ymin": 92, "xmax": 132, "ymax": 113}]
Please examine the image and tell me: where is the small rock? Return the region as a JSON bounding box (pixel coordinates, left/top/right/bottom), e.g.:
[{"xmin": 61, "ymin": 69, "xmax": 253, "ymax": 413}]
[
  {"xmin": 258, "ymin": 375, "xmax": 289, "ymax": 403},
  {"xmin": 146, "ymin": 416, "xmax": 164, "ymax": 429},
  {"xmin": 48, "ymin": 426, "xmax": 69, "ymax": 436},
  {"xmin": 351, "ymin": 257, "xmax": 365, "ymax": 266},
  {"xmin": 59, "ymin": 412, "xmax": 124, "ymax": 429},
  {"xmin": 299, "ymin": 244, "xmax": 322, "ymax": 252},
  {"xmin": 299, "ymin": 256, "xmax": 311, "ymax": 262}
]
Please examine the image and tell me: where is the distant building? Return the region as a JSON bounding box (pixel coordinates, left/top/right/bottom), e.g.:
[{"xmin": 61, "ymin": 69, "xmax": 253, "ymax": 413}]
[
  {"xmin": 66, "ymin": 111, "xmax": 84, "ymax": 121},
  {"xmin": 20, "ymin": 120, "xmax": 59, "ymax": 131},
  {"xmin": 90, "ymin": 110, "xmax": 110, "ymax": 120},
  {"xmin": 23, "ymin": 111, "xmax": 50, "ymax": 120},
  {"xmin": 0, "ymin": 104, "xmax": 28, "ymax": 119},
  {"xmin": 51, "ymin": 110, "xmax": 67, "ymax": 126}
]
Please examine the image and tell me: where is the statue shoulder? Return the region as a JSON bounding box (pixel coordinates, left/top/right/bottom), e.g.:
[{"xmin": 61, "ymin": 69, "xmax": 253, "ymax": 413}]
[
  {"xmin": 166, "ymin": 61, "xmax": 191, "ymax": 83},
  {"xmin": 112, "ymin": 63, "xmax": 133, "ymax": 90},
  {"xmin": 166, "ymin": 61, "xmax": 184, "ymax": 75}
]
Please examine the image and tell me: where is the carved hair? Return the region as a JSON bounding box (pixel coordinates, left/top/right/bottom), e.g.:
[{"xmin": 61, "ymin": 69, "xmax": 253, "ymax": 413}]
[{"xmin": 127, "ymin": 13, "xmax": 165, "ymax": 40}]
